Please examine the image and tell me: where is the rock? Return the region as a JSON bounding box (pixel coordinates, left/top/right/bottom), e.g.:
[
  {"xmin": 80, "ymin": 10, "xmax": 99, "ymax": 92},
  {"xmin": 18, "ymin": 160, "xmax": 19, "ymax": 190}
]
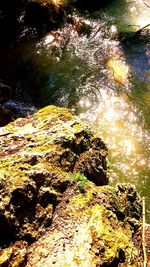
[
  {"xmin": 0, "ymin": 241, "xmax": 28, "ymax": 267},
  {"xmin": 0, "ymin": 101, "xmax": 36, "ymax": 127},
  {"xmin": 0, "ymin": 0, "xmax": 20, "ymax": 44},
  {"xmin": 0, "ymin": 105, "xmax": 142, "ymax": 266},
  {"xmin": 26, "ymin": 184, "xmax": 142, "ymax": 266},
  {"xmin": 0, "ymin": 0, "xmax": 66, "ymax": 45},
  {"xmin": 107, "ymin": 59, "xmax": 129, "ymax": 85},
  {"xmin": 0, "ymin": 105, "xmax": 107, "ymax": 243},
  {"xmin": 120, "ymin": 28, "xmax": 150, "ymax": 44},
  {"xmin": 4, "ymin": 100, "xmax": 37, "ymax": 119},
  {"xmin": 68, "ymin": 15, "xmax": 92, "ymax": 36}
]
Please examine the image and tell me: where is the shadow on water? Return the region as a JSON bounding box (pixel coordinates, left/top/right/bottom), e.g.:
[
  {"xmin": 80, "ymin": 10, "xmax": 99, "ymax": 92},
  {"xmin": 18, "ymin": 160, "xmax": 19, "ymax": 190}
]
[{"xmin": 120, "ymin": 30, "xmax": 150, "ymax": 129}]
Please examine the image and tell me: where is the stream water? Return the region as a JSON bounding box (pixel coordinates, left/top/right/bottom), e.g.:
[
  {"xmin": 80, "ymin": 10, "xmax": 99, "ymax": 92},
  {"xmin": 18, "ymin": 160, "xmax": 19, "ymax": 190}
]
[
  {"xmin": 35, "ymin": 0, "xmax": 150, "ymax": 220},
  {"xmin": 1, "ymin": 0, "xmax": 150, "ymax": 220}
]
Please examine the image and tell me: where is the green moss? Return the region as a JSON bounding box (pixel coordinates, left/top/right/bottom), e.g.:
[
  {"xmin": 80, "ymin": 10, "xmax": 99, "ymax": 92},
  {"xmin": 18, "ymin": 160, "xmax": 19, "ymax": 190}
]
[
  {"xmin": 70, "ymin": 172, "xmax": 92, "ymax": 191},
  {"xmin": 36, "ymin": 105, "xmax": 74, "ymax": 124},
  {"xmin": 89, "ymin": 205, "xmax": 132, "ymax": 261},
  {"xmin": 72, "ymin": 123, "xmax": 82, "ymax": 131},
  {"xmin": 68, "ymin": 188, "xmax": 97, "ymax": 214},
  {"xmin": 66, "ymin": 190, "xmax": 134, "ymax": 265}
]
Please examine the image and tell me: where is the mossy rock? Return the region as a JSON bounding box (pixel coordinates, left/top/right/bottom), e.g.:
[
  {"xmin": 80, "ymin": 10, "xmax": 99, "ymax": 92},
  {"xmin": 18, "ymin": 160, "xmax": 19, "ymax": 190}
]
[
  {"xmin": 0, "ymin": 105, "xmax": 142, "ymax": 266},
  {"xmin": 0, "ymin": 105, "xmax": 107, "ymax": 245},
  {"xmin": 26, "ymin": 184, "xmax": 142, "ymax": 266}
]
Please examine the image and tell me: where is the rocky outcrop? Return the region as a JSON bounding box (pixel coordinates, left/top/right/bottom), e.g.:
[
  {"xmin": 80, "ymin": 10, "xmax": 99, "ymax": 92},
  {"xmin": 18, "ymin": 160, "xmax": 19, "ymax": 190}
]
[
  {"xmin": 0, "ymin": 105, "xmax": 107, "ymax": 242},
  {"xmin": 26, "ymin": 184, "xmax": 142, "ymax": 267},
  {"xmin": 0, "ymin": 106, "xmax": 142, "ymax": 266}
]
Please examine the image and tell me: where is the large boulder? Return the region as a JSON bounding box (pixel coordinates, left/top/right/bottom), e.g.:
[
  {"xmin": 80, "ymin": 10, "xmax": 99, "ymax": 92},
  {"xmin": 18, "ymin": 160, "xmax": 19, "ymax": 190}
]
[
  {"xmin": 0, "ymin": 105, "xmax": 108, "ymax": 243},
  {"xmin": 0, "ymin": 105, "xmax": 142, "ymax": 266},
  {"xmin": 26, "ymin": 184, "xmax": 142, "ymax": 267}
]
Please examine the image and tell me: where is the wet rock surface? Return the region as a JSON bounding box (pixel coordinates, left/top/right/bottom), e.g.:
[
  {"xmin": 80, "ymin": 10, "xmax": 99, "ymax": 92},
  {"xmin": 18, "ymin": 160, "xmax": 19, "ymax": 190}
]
[{"xmin": 0, "ymin": 105, "xmax": 143, "ymax": 266}]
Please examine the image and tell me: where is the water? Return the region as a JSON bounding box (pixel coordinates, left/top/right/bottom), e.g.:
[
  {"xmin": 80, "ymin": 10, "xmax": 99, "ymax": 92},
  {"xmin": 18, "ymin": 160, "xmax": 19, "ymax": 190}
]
[
  {"xmin": 1, "ymin": 0, "xmax": 150, "ymax": 220},
  {"xmin": 37, "ymin": 0, "xmax": 150, "ymax": 219}
]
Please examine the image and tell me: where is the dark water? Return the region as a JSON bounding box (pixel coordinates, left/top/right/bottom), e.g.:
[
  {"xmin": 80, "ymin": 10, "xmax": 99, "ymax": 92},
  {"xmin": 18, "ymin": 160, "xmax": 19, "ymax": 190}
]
[{"xmin": 1, "ymin": 0, "xmax": 150, "ymax": 220}]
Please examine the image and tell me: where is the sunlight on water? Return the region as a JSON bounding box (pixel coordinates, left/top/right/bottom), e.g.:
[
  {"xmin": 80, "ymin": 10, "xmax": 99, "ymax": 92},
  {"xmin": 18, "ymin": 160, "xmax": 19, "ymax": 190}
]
[
  {"xmin": 25, "ymin": 0, "xmax": 150, "ymax": 220},
  {"xmin": 105, "ymin": 0, "xmax": 150, "ymax": 32},
  {"xmin": 80, "ymin": 89, "xmax": 150, "ymax": 185},
  {"xmin": 76, "ymin": 0, "xmax": 150, "ymax": 220},
  {"xmin": 128, "ymin": 0, "xmax": 150, "ymax": 30}
]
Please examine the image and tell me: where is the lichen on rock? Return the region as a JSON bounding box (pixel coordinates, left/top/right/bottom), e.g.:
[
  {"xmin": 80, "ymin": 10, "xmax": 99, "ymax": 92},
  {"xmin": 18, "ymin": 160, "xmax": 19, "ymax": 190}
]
[
  {"xmin": 26, "ymin": 184, "xmax": 142, "ymax": 267},
  {"xmin": 0, "ymin": 105, "xmax": 142, "ymax": 266},
  {"xmin": 0, "ymin": 106, "xmax": 107, "ymax": 241}
]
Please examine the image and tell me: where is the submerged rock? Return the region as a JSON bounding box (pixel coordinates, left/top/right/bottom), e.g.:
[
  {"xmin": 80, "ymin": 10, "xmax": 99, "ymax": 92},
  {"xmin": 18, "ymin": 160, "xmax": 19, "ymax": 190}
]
[
  {"xmin": 107, "ymin": 59, "xmax": 129, "ymax": 85},
  {"xmin": 0, "ymin": 105, "xmax": 142, "ymax": 266}
]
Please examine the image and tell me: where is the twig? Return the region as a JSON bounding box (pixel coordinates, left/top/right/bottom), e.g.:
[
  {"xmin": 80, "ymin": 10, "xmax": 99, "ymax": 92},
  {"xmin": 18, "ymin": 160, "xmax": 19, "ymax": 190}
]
[
  {"xmin": 123, "ymin": 23, "xmax": 150, "ymax": 43},
  {"xmin": 144, "ymin": 2, "xmax": 150, "ymax": 8},
  {"xmin": 0, "ymin": 132, "xmax": 11, "ymax": 137},
  {"xmin": 142, "ymin": 197, "xmax": 147, "ymax": 267},
  {"xmin": 135, "ymin": 24, "xmax": 150, "ymax": 36}
]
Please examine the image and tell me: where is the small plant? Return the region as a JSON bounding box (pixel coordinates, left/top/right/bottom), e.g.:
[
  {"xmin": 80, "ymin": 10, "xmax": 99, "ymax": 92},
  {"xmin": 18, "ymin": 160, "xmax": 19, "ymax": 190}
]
[{"xmin": 70, "ymin": 172, "xmax": 89, "ymax": 191}]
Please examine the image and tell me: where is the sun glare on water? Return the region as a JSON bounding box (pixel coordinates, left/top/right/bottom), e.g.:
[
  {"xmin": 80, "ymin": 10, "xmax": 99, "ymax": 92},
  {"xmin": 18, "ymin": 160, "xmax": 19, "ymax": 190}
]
[
  {"xmin": 128, "ymin": 0, "xmax": 150, "ymax": 30},
  {"xmin": 80, "ymin": 88, "xmax": 149, "ymax": 184}
]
